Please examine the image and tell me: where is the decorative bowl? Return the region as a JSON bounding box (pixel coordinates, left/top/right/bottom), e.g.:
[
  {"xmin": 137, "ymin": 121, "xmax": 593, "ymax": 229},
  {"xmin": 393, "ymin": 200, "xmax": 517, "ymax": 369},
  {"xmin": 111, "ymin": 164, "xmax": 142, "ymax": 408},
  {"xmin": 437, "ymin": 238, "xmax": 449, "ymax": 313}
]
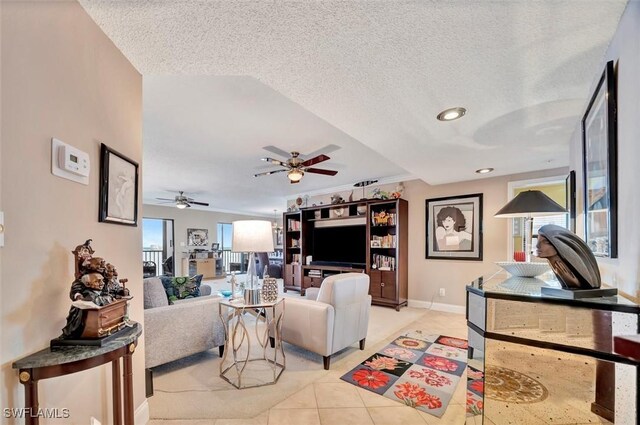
[
  {"xmin": 219, "ymin": 289, "xmax": 233, "ymax": 297},
  {"xmin": 495, "ymin": 261, "xmax": 551, "ymax": 277}
]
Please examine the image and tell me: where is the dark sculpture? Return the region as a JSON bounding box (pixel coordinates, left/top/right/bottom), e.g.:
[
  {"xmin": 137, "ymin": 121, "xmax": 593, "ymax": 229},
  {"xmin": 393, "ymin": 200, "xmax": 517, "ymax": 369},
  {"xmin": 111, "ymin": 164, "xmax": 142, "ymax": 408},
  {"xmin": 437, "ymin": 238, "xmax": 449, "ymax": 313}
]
[
  {"xmin": 61, "ymin": 240, "xmax": 130, "ymax": 339},
  {"xmin": 536, "ymin": 224, "xmax": 601, "ymax": 289}
]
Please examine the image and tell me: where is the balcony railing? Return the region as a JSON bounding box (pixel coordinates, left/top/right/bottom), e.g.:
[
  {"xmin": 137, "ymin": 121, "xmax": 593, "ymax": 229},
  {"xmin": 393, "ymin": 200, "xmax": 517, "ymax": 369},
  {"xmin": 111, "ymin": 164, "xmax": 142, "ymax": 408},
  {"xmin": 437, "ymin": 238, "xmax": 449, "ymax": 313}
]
[
  {"xmin": 220, "ymin": 249, "xmax": 244, "ymax": 273},
  {"xmin": 143, "ymin": 248, "xmax": 246, "ymax": 276},
  {"xmin": 143, "ymin": 249, "xmax": 164, "ymax": 277}
]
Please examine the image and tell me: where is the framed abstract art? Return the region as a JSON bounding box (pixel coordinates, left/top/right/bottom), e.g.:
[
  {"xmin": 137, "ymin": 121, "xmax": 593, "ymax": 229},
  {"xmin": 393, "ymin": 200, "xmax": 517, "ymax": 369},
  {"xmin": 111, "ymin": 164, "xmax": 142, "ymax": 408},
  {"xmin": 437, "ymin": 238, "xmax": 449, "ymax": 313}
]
[{"xmin": 582, "ymin": 60, "xmax": 617, "ymax": 258}]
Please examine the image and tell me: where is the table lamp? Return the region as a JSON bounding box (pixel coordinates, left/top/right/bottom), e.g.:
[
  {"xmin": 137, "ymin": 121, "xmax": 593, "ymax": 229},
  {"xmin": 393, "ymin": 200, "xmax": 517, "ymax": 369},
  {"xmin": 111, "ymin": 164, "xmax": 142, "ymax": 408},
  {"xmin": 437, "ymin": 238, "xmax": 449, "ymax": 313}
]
[
  {"xmin": 494, "ymin": 190, "xmax": 566, "ymax": 262},
  {"xmin": 232, "ymin": 220, "xmax": 274, "ymax": 303}
]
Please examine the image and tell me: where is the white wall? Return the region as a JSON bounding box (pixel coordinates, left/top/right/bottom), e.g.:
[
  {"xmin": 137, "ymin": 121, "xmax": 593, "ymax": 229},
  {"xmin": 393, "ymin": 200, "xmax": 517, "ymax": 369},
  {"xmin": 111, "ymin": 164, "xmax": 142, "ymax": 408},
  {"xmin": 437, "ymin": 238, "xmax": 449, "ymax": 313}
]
[
  {"xmin": 569, "ymin": 1, "xmax": 640, "ymax": 299},
  {"xmin": 1, "ymin": 2, "xmax": 144, "ymax": 424}
]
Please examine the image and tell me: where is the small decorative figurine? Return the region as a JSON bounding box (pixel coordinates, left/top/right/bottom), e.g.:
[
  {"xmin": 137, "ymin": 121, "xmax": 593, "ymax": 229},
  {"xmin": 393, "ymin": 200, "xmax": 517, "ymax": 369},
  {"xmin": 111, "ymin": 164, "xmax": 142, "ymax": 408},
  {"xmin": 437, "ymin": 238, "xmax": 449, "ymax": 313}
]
[
  {"xmin": 229, "ymin": 272, "xmax": 241, "ymax": 300},
  {"xmin": 331, "ymin": 194, "xmax": 343, "ymax": 204},
  {"xmin": 391, "ymin": 182, "xmax": 405, "ymax": 199},
  {"xmin": 57, "ymin": 240, "xmax": 132, "ymax": 342}
]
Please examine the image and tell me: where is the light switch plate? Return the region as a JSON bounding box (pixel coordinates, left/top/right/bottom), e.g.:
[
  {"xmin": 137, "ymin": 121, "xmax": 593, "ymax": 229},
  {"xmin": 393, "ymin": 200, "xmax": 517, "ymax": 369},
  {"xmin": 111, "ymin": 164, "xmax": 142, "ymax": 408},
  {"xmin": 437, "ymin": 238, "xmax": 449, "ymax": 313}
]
[{"xmin": 0, "ymin": 211, "xmax": 4, "ymax": 247}]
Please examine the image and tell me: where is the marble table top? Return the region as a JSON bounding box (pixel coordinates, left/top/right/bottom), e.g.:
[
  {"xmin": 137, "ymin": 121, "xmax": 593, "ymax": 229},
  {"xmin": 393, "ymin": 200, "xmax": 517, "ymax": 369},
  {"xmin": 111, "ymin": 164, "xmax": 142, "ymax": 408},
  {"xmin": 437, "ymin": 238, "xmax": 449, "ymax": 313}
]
[{"xmin": 13, "ymin": 322, "xmax": 142, "ymax": 370}]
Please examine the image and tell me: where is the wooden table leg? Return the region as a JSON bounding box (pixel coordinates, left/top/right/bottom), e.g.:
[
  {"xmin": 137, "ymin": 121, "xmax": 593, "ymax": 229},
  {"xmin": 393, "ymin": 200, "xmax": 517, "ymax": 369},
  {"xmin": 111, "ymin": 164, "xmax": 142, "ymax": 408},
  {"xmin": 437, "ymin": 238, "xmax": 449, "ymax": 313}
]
[
  {"xmin": 112, "ymin": 359, "xmax": 122, "ymax": 425},
  {"xmin": 123, "ymin": 352, "xmax": 134, "ymax": 425},
  {"xmin": 19, "ymin": 369, "xmax": 38, "ymax": 425}
]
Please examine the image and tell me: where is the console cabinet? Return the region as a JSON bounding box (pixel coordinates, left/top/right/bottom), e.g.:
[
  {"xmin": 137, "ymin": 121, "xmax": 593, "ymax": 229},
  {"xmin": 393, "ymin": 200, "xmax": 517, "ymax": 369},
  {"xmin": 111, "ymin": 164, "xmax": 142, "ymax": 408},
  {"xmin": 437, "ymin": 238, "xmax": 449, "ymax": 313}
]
[
  {"xmin": 282, "ymin": 198, "xmax": 408, "ymax": 310},
  {"xmin": 181, "ymin": 257, "xmax": 225, "ymax": 279}
]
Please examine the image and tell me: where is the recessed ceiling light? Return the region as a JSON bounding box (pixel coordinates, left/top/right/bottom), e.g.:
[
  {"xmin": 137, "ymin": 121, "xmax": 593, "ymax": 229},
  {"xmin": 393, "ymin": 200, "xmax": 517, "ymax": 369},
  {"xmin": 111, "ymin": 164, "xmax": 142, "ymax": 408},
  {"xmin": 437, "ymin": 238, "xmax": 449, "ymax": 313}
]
[
  {"xmin": 475, "ymin": 168, "xmax": 494, "ymax": 174},
  {"xmin": 437, "ymin": 107, "xmax": 467, "ymax": 121}
]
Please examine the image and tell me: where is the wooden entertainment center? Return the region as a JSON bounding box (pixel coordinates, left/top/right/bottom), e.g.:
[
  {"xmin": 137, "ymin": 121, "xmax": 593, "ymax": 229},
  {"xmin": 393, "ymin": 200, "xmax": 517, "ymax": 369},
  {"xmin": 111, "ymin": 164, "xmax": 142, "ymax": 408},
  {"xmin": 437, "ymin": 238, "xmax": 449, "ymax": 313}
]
[{"xmin": 283, "ymin": 198, "xmax": 408, "ymax": 310}]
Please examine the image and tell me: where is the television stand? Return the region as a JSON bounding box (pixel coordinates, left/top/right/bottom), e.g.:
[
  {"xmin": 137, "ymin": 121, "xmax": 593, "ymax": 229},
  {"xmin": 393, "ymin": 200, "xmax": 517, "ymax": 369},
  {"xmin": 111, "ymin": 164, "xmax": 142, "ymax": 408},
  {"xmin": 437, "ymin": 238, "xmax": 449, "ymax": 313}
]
[{"xmin": 301, "ymin": 265, "xmax": 365, "ymax": 296}]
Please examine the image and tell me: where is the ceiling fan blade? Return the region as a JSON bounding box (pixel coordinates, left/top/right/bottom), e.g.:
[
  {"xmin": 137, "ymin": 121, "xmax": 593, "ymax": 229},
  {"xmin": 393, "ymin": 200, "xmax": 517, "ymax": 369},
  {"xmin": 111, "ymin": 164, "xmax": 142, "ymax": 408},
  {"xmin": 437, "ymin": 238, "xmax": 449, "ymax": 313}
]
[
  {"xmin": 254, "ymin": 169, "xmax": 288, "ymax": 177},
  {"xmin": 261, "ymin": 157, "xmax": 287, "ymax": 167},
  {"xmin": 301, "ymin": 154, "xmax": 330, "ymax": 167},
  {"xmin": 156, "ymin": 197, "xmax": 176, "ymax": 201},
  {"xmin": 263, "ymin": 145, "xmax": 292, "ymax": 158},
  {"xmin": 155, "ymin": 200, "xmax": 176, "ymax": 205},
  {"xmin": 189, "ymin": 201, "xmax": 209, "ymax": 206},
  {"xmin": 301, "ymin": 144, "xmax": 341, "ymax": 160},
  {"xmin": 305, "ymin": 167, "xmax": 338, "ymax": 176}
]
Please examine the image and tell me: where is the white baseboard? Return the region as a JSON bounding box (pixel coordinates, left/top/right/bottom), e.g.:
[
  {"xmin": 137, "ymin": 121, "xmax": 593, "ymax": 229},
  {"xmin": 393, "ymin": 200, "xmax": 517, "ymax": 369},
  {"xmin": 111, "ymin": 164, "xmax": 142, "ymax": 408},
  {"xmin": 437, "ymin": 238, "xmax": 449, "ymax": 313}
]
[
  {"xmin": 408, "ymin": 299, "xmax": 465, "ymax": 315},
  {"xmin": 135, "ymin": 399, "xmax": 150, "ymax": 425}
]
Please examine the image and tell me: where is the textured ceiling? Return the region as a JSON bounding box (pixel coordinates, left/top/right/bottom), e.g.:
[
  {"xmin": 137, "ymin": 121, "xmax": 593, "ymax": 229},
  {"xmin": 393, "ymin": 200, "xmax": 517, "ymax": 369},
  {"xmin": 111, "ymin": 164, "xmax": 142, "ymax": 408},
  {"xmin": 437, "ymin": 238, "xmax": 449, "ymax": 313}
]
[
  {"xmin": 79, "ymin": 0, "xmax": 627, "ymax": 214},
  {"xmin": 143, "ymin": 75, "xmax": 408, "ymax": 215}
]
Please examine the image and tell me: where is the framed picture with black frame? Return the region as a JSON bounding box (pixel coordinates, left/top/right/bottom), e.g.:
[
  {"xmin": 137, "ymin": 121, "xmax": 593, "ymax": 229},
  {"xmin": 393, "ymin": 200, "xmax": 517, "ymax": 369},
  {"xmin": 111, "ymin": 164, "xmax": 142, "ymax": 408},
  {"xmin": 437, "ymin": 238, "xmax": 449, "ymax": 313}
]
[
  {"xmin": 582, "ymin": 60, "xmax": 617, "ymax": 258},
  {"xmin": 425, "ymin": 193, "xmax": 483, "ymax": 260},
  {"xmin": 566, "ymin": 170, "xmax": 576, "ymax": 233},
  {"xmin": 99, "ymin": 143, "xmax": 139, "ymax": 226}
]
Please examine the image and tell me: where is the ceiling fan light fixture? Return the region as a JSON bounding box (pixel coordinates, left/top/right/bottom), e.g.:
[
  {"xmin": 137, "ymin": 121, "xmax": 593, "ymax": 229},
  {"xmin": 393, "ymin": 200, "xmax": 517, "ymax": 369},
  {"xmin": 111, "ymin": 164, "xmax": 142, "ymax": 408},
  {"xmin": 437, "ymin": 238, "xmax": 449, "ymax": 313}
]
[
  {"xmin": 288, "ymin": 169, "xmax": 304, "ymax": 182},
  {"xmin": 176, "ymin": 200, "xmax": 189, "ymax": 209},
  {"xmin": 437, "ymin": 107, "xmax": 466, "ymax": 121}
]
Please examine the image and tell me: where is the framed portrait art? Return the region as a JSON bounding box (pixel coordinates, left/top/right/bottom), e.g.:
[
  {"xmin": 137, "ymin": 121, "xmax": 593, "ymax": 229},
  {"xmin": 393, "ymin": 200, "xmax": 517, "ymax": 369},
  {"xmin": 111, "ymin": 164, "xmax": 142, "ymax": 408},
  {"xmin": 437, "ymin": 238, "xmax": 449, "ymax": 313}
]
[
  {"xmin": 99, "ymin": 143, "xmax": 139, "ymax": 226},
  {"xmin": 582, "ymin": 60, "xmax": 617, "ymax": 258},
  {"xmin": 425, "ymin": 193, "xmax": 483, "ymax": 260}
]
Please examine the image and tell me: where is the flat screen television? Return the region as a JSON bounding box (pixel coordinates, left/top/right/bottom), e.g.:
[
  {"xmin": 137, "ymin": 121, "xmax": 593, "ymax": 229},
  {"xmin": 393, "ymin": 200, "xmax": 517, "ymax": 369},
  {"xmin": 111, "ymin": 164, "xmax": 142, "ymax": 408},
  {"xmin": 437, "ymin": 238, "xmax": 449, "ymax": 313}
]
[{"xmin": 312, "ymin": 225, "xmax": 366, "ymax": 267}]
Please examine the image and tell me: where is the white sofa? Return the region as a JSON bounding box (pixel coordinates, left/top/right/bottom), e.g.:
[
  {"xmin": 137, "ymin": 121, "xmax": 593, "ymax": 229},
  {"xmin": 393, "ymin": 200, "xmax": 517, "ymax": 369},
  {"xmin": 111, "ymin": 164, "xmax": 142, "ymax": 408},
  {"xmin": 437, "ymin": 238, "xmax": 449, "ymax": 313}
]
[
  {"xmin": 278, "ymin": 273, "xmax": 371, "ymax": 369},
  {"xmin": 143, "ymin": 277, "xmax": 226, "ymax": 368}
]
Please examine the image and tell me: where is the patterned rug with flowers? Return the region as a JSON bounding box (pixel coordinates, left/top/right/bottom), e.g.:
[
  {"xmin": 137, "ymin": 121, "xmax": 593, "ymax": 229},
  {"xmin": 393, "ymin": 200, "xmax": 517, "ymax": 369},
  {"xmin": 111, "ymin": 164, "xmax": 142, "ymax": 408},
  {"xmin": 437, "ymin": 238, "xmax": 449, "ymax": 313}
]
[{"xmin": 341, "ymin": 332, "xmax": 468, "ymax": 418}]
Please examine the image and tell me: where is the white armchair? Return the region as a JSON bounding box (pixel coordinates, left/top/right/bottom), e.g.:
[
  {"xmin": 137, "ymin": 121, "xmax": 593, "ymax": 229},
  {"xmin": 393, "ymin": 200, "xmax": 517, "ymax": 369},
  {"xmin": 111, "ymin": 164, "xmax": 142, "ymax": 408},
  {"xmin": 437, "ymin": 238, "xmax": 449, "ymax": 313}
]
[{"xmin": 278, "ymin": 272, "xmax": 371, "ymax": 369}]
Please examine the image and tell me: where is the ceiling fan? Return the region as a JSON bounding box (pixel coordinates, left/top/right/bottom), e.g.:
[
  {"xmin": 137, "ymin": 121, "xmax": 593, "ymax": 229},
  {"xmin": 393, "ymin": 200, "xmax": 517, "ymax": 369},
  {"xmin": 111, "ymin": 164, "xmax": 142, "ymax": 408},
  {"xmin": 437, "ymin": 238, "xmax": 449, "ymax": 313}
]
[
  {"xmin": 254, "ymin": 147, "xmax": 338, "ymax": 184},
  {"xmin": 155, "ymin": 191, "xmax": 209, "ymax": 209}
]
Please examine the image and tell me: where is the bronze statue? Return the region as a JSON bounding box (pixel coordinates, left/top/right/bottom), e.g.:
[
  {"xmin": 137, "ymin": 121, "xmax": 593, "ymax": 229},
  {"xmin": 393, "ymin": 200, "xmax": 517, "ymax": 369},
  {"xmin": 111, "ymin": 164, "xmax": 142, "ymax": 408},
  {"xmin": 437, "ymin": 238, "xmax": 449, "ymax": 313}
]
[
  {"xmin": 536, "ymin": 224, "xmax": 601, "ymax": 289},
  {"xmin": 60, "ymin": 240, "xmax": 130, "ymax": 339},
  {"xmin": 72, "ymin": 239, "xmax": 94, "ymax": 279}
]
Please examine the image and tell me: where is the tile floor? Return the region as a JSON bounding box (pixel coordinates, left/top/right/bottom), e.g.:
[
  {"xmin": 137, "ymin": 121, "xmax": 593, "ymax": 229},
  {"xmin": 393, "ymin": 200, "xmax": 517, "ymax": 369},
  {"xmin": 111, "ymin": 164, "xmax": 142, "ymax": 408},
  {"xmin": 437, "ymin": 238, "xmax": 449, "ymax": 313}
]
[
  {"xmin": 148, "ymin": 306, "xmax": 469, "ymax": 425},
  {"xmin": 148, "ymin": 284, "xmax": 617, "ymax": 425}
]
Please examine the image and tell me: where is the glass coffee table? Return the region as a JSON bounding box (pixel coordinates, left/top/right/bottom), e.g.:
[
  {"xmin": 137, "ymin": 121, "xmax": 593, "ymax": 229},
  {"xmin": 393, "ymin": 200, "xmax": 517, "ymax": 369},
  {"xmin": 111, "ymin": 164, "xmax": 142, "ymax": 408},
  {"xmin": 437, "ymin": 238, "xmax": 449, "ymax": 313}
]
[{"xmin": 218, "ymin": 298, "xmax": 285, "ymax": 389}]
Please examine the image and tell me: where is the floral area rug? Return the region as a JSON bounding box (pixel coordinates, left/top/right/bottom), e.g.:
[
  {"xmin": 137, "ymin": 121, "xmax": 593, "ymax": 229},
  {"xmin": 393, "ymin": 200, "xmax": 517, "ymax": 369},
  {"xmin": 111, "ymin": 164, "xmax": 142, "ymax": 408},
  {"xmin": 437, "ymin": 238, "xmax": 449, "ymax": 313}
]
[{"xmin": 340, "ymin": 332, "xmax": 468, "ymax": 418}]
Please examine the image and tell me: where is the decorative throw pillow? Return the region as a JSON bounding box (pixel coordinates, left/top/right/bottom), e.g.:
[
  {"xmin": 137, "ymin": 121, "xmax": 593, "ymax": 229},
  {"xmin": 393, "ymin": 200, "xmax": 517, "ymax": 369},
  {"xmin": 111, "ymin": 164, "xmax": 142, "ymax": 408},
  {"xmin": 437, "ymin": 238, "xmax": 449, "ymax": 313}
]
[{"xmin": 159, "ymin": 274, "xmax": 203, "ymax": 303}]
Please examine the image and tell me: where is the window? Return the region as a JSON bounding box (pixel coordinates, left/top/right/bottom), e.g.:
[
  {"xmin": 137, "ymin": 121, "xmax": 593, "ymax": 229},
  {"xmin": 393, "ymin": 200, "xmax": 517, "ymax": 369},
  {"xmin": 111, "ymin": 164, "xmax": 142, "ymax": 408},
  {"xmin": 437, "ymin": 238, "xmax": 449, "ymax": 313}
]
[
  {"xmin": 508, "ymin": 177, "xmax": 568, "ymax": 259},
  {"xmin": 142, "ymin": 218, "xmax": 174, "ymax": 276},
  {"xmin": 143, "ymin": 218, "xmax": 164, "ymax": 251},
  {"xmin": 217, "ymin": 223, "xmax": 232, "ymax": 250}
]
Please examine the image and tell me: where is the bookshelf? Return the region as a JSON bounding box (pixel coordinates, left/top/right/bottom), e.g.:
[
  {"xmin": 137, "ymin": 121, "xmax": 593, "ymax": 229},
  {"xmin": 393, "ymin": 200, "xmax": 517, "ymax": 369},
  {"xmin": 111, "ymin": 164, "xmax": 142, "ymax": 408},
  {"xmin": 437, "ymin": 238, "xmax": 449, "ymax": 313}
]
[
  {"xmin": 282, "ymin": 198, "xmax": 408, "ymax": 310},
  {"xmin": 283, "ymin": 211, "xmax": 303, "ymax": 293},
  {"xmin": 367, "ymin": 199, "xmax": 408, "ymax": 310}
]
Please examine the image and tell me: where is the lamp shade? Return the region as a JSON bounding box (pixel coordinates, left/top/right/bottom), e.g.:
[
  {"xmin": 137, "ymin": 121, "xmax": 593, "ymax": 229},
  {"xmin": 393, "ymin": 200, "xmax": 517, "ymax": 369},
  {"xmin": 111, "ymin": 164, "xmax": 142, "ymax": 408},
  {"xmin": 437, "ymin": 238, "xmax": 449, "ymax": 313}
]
[
  {"xmin": 231, "ymin": 220, "xmax": 275, "ymax": 253},
  {"xmin": 494, "ymin": 190, "xmax": 566, "ymax": 218},
  {"xmin": 288, "ymin": 169, "xmax": 304, "ymax": 182}
]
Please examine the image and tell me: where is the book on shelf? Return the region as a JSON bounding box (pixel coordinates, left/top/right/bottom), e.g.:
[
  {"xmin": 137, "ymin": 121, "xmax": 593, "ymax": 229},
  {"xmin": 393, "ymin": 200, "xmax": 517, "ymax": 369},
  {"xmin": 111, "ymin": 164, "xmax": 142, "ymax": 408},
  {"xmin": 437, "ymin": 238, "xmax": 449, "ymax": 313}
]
[
  {"xmin": 372, "ymin": 253, "xmax": 395, "ymax": 271},
  {"xmin": 287, "ymin": 219, "xmax": 301, "ymax": 231},
  {"xmin": 370, "ymin": 234, "xmax": 396, "ymax": 248},
  {"xmin": 291, "ymin": 254, "xmax": 301, "ymax": 264}
]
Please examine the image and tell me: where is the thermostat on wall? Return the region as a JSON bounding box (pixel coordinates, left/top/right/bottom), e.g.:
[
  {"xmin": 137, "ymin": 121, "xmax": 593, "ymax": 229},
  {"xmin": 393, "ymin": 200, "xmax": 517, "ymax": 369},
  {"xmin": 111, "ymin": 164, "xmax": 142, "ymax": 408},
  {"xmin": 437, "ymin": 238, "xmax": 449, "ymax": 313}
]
[{"xmin": 51, "ymin": 138, "xmax": 90, "ymax": 184}]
